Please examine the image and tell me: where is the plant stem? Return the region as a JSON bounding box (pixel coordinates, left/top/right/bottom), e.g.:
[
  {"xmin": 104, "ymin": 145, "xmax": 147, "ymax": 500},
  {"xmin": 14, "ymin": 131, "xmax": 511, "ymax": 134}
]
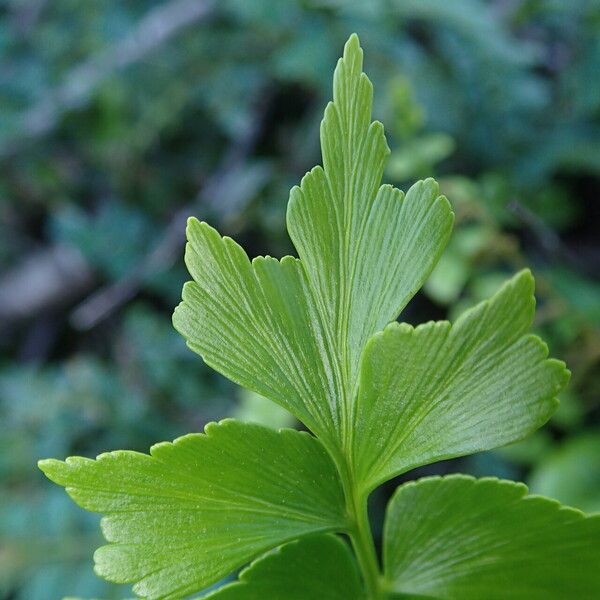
[
  {"xmin": 335, "ymin": 451, "xmax": 382, "ymax": 599},
  {"xmin": 349, "ymin": 490, "xmax": 382, "ymax": 599}
]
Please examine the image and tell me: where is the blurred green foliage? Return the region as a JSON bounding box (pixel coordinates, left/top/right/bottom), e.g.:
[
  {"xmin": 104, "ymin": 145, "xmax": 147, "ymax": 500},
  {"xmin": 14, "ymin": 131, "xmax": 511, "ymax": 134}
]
[{"xmin": 0, "ymin": 1, "xmax": 599, "ymax": 598}]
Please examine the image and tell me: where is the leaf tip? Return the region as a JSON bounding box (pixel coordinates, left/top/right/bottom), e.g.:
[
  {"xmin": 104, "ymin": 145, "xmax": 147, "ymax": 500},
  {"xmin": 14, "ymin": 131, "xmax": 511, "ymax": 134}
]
[
  {"xmin": 514, "ymin": 267, "xmax": 535, "ymax": 289},
  {"xmin": 93, "ymin": 544, "xmax": 129, "ymax": 584},
  {"xmin": 549, "ymin": 358, "xmax": 571, "ymax": 391},
  {"xmin": 344, "ymin": 32, "xmax": 362, "ymax": 56},
  {"xmin": 421, "ymin": 176, "xmax": 440, "ymax": 193},
  {"xmin": 38, "ymin": 458, "xmax": 62, "ymax": 479},
  {"xmin": 437, "ymin": 193, "xmax": 455, "ymax": 222},
  {"xmin": 186, "ymin": 215, "xmax": 202, "ymax": 234}
]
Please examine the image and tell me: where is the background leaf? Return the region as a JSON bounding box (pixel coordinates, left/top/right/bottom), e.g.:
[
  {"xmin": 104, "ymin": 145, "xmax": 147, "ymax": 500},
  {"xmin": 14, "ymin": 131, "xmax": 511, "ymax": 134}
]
[{"xmin": 528, "ymin": 431, "xmax": 600, "ymax": 513}]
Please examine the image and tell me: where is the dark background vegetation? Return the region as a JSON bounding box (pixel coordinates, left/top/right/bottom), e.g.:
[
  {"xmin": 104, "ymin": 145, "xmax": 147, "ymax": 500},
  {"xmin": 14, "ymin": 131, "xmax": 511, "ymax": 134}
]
[{"xmin": 1, "ymin": 1, "xmax": 599, "ymax": 598}]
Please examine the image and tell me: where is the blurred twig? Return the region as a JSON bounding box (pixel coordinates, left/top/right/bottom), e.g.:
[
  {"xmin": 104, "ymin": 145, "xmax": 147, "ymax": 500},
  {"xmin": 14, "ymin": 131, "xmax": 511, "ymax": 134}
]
[
  {"xmin": 9, "ymin": 0, "xmax": 50, "ymax": 36},
  {"xmin": 508, "ymin": 201, "xmax": 568, "ymax": 258},
  {"xmin": 508, "ymin": 200, "xmax": 592, "ymax": 275},
  {"xmin": 69, "ymin": 209, "xmax": 189, "ymax": 331},
  {"xmin": 1, "ymin": 0, "xmax": 215, "ymax": 157},
  {"xmin": 0, "ymin": 245, "xmax": 95, "ymax": 323}
]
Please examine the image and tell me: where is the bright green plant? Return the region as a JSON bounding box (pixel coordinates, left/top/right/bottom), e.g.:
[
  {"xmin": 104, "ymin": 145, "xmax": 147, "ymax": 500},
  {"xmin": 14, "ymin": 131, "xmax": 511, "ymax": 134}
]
[{"xmin": 39, "ymin": 35, "xmax": 599, "ymax": 600}]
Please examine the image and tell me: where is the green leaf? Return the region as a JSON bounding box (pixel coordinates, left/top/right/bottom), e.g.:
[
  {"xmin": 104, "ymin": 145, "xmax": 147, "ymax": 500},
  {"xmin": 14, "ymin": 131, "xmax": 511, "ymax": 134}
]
[
  {"xmin": 172, "ymin": 221, "xmax": 339, "ymax": 442},
  {"xmin": 528, "ymin": 431, "xmax": 600, "ymax": 513},
  {"xmin": 206, "ymin": 535, "xmax": 364, "ymax": 600},
  {"xmin": 384, "ymin": 475, "xmax": 600, "ymax": 599},
  {"xmin": 233, "ymin": 389, "xmax": 296, "ymax": 430},
  {"xmin": 353, "ymin": 270, "xmax": 570, "ymax": 491},
  {"xmin": 39, "ymin": 420, "xmax": 348, "ymax": 600},
  {"xmin": 287, "ymin": 34, "xmax": 453, "ymax": 440},
  {"xmin": 174, "ymin": 35, "xmax": 453, "ymax": 449}
]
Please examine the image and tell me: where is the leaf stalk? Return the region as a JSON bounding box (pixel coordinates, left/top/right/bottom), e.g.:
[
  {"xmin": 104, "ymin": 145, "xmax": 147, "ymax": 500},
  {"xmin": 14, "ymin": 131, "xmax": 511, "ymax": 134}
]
[{"xmin": 335, "ymin": 449, "xmax": 383, "ymax": 599}]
